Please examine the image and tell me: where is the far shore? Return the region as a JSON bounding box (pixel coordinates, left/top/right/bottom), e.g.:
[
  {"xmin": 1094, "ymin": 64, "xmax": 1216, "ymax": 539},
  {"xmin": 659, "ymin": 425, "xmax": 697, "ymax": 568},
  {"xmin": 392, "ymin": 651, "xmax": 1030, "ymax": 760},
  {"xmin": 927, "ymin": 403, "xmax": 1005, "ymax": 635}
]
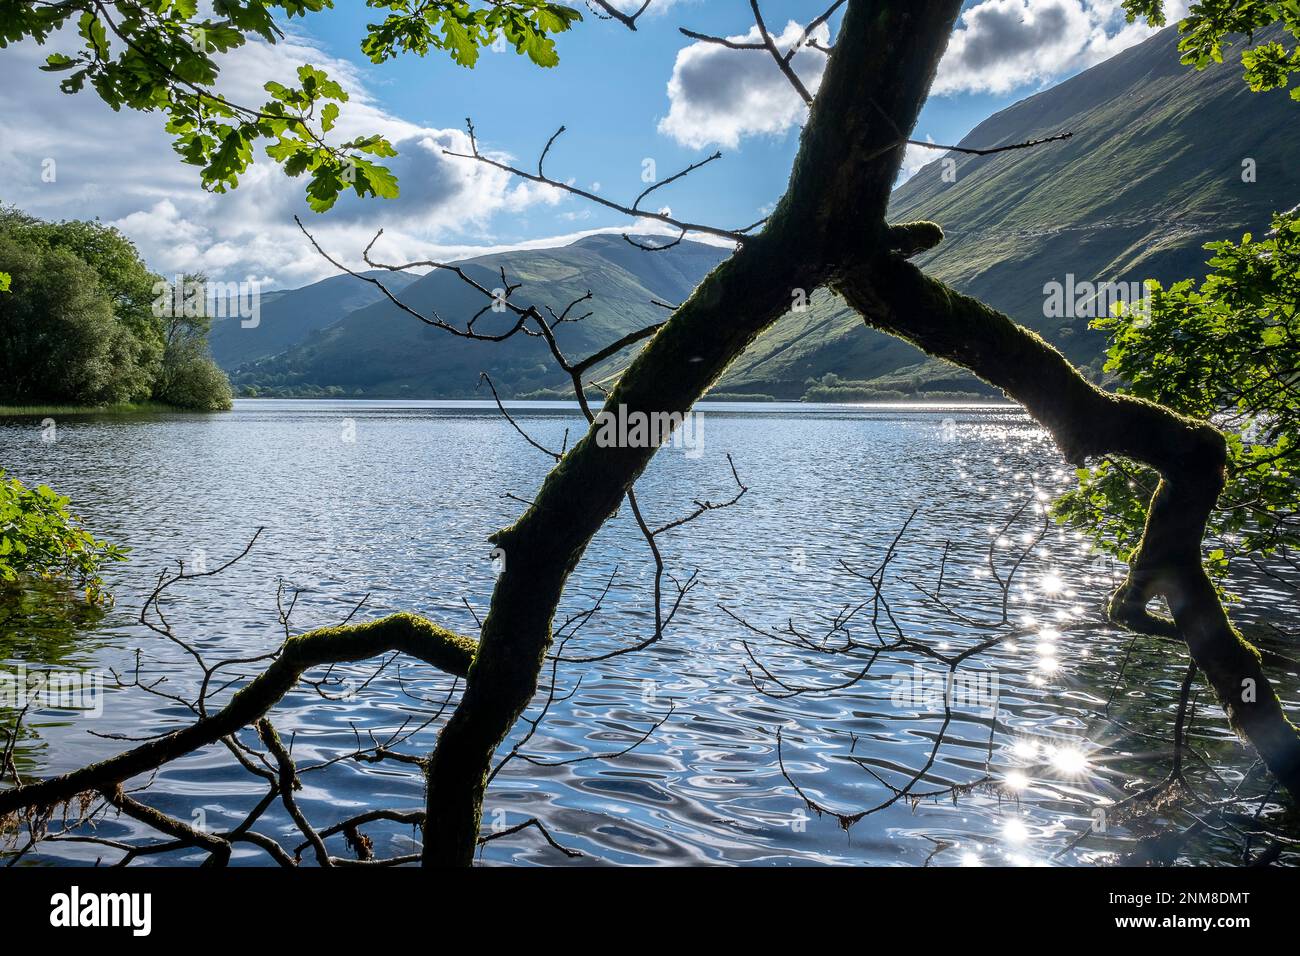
[
  {"xmin": 0, "ymin": 401, "xmax": 216, "ymax": 417},
  {"xmin": 1, "ymin": 395, "xmax": 1018, "ymax": 416}
]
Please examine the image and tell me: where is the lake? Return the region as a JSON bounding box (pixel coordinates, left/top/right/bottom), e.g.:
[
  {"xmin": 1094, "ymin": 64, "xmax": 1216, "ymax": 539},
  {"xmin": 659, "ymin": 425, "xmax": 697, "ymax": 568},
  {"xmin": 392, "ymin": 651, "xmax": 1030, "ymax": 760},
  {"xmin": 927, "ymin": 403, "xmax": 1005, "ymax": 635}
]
[{"xmin": 2, "ymin": 400, "xmax": 1296, "ymax": 866}]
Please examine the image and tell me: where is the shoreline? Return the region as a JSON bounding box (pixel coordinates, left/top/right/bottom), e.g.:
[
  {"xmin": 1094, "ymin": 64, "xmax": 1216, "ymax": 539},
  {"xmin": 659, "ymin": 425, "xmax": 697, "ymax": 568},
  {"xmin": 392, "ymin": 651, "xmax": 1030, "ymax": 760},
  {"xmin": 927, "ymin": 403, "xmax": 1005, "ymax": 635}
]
[
  {"xmin": 0, "ymin": 396, "xmax": 1019, "ymax": 416},
  {"xmin": 0, "ymin": 401, "xmax": 216, "ymax": 417},
  {"xmin": 226, "ymin": 394, "xmax": 1009, "ymax": 406}
]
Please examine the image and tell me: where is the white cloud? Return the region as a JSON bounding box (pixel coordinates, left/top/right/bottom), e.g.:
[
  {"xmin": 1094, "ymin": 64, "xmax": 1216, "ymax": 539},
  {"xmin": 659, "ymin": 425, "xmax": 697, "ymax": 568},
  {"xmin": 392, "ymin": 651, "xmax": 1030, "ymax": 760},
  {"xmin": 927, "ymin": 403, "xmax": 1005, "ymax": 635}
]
[
  {"xmin": 657, "ymin": 20, "xmax": 829, "ymax": 150},
  {"xmin": 932, "ymin": 0, "xmax": 1190, "ymax": 96},
  {"xmin": 656, "ymin": 2, "xmax": 1191, "ymax": 150},
  {"xmin": 0, "ymin": 29, "xmax": 570, "ymax": 288}
]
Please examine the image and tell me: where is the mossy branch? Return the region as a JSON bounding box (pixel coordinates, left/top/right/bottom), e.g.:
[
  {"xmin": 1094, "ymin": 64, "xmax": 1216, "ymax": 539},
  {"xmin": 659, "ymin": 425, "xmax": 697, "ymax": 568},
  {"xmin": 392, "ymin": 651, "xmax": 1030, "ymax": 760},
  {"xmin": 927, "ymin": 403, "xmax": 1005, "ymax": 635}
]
[{"xmin": 0, "ymin": 612, "xmax": 475, "ymax": 817}]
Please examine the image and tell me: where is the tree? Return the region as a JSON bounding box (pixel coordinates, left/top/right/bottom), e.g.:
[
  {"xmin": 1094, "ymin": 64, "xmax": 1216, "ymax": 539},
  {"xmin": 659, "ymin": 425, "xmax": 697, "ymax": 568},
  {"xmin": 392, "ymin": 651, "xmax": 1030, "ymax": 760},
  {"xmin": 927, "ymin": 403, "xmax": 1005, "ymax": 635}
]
[
  {"xmin": 156, "ymin": 352, "xmax": 235, "ymax": 410},
  {"xmin": 0, "ymin": 208, "xmax": 232, "ymax": 408},
  {"xmin": 2, "ymin": 0, "xmax": 1299, "ymax": 867},
  {"xmin": 1, "ymin": 207, "xmax": 165, "ymax": 400},
  {"xmin": 0, "ymin": 237, "xmax": 126, "ymax": 405},
  {"xmin": 1057, "ymin": 207, "xmax": 1300, "ymax": 595},
  {"xmin": 153, "ymin": 273, "xmax": 235, "ymax": 410}
]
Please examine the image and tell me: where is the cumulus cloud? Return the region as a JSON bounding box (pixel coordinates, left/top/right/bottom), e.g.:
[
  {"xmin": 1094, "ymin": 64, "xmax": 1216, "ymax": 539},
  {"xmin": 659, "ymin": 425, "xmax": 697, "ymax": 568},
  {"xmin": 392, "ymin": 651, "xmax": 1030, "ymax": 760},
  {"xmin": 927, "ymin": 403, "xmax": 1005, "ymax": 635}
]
[
  {"xmin": 0, "ymin": 30, "xmax": 569, "ymax": 288},
  {"xmin": 657, "ymin": 2, "xmax": 1190, "ymax": 150},
  {"xmin": 932, "ymin": 0, "xmax": 1190, "ymax": 95},
  {"xmin": 657, "ymin": 20, "xmax": 829, "ymax": 150}
]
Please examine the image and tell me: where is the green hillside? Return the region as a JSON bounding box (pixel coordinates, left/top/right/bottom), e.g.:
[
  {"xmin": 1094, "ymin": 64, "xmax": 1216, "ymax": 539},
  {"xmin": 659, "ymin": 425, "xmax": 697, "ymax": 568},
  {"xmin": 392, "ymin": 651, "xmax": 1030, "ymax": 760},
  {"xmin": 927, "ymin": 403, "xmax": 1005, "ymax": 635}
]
[
  {"xmin": 717, "ymin": 24, "xmax": 1300, "ymax": 398},
  {"xmin": 230, "ymin": 25, "xmax": 1300, "ymax": 400},
  {"xmin": 210, "ymin": 269, "xmax": 419, "ymax": 370},
  {"xmin": 230, "ymin": 234, "xmax": 726, "ymax": 398}
]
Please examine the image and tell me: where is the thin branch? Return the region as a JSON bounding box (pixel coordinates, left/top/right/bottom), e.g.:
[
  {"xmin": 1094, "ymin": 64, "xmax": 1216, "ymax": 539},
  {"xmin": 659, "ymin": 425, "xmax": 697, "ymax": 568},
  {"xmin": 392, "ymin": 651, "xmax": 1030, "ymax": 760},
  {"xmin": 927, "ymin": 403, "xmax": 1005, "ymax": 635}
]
[
  {"xmin": 444, "ymin": 120, "xmax": 754, "ymax": 245},
  {"xmin": 586, "ymin": 0, "xmax": 652, "ymax": 31}
]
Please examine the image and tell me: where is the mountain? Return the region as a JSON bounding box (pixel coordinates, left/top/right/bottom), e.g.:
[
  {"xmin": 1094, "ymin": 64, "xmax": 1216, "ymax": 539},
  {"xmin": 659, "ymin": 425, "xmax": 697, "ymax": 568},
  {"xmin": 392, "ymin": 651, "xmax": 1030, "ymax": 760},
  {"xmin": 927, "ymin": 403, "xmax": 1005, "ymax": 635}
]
[
  {"xmin": 226, "ymin": 25, "xmax": 1300, "ymax": 400},
  {"xmin": 228, "ymin": 235, "xmax": 726, "ymax": 398},
  {"xmin": 717, "ymin": 24, "xmax": 1300, "ymax": 398},
  {"xmin": 209, "ymin": 269, "xmax": 420, "ymax": 370}
]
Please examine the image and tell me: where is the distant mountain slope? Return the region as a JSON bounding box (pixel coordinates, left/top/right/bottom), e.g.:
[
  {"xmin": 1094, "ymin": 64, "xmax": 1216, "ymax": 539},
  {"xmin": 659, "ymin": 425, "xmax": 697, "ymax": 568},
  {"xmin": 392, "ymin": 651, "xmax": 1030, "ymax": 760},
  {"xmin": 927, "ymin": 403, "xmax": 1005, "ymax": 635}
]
[
  {"xmin": 210, "ymin": 269, "xmax": 419, "ymax": 370},
  {"xmin": 717, "ymin": 24, "xmax": 1300, "ymax": 397},
  {"xmin": 231, "ymin": 235, "xmax": 727, "ymax": 398},
  {"xmin": 229, "ymin": 26, "xmax": 1300, "ymax": 399}
]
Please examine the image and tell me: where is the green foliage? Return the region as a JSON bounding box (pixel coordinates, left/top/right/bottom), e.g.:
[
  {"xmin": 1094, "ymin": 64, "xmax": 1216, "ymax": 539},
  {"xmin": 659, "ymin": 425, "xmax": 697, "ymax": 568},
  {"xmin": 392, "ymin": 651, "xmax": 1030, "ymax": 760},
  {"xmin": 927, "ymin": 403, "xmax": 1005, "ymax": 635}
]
[
  {"xmin": 362, "ymin": 0, "xmax": 581, "ymax": 68},
  {"xmin": 156, "ymin": 353, "xmax": 235, "ymax": 410},
  {"xmin": 148, "ymin": 272, "xmax": 235, "ymax": 410},
  {"xmin": 0, "ymin": 271, "xmax": 10, "ymax": 292},
  {"xmin": 1125, "ymin": 0, "xmax": 1300, "ymax": 101},
  {"xmin": 799, "ymin": 369, "xmax": 984, "ymax": 403},
  {"xmin": 1, "ymin": 0, "xmax": 581, "ymax": 211},
  {"xmin": 0, "ymin": 208, "xmax": 230, "ymax": 409},
  {"xmin": 1, "ymin": 207, "xmax": 165, "ymax": 400},
  {"xmin": 803, "ymin": 383, "xmax": 909, "ymax": 402},
  {"xmin": 0, "ymin": 236, "xmax": 129, "ymax": 405},
  {"xmin": 1056, "ymin": 208, "xmax": 1300, "ymax": 578},
  {"xmin": 0, "ymin": 471, "xmax": 128, "ymax": 607},
  {"xmin": 152, "ymin": 279, "xmax": 234, "ymax": 410}
]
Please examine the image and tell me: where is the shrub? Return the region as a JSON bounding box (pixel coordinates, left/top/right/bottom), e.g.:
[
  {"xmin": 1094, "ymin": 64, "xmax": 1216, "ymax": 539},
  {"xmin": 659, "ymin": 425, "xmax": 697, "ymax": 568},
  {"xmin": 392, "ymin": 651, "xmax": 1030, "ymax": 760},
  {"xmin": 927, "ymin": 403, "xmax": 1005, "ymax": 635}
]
[{"xmin": 0, "ymin": 471, "xmax": 128, "ymax": 607}]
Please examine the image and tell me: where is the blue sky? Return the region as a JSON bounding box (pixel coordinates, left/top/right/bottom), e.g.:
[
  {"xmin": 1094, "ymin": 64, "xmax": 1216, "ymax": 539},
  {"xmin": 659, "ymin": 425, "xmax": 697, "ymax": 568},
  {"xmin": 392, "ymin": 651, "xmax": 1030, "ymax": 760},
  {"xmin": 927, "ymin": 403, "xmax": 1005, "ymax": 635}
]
[
  {"xmin": 304, "ymin": 1, "xmax": 1031, "ymax": 244},
  {"xmin": 0, "ymin": 1, "xmax": 1182, "ymax": 288}
]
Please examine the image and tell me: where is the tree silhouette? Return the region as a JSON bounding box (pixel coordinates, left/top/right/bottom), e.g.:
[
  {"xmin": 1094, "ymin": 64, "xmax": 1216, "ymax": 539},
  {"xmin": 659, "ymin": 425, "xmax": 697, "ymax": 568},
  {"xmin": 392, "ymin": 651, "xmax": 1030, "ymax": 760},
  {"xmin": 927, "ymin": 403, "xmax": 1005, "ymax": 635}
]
[{"xmin": 2, "ymin": 0, "xmax": 1298, "ymax": 867}]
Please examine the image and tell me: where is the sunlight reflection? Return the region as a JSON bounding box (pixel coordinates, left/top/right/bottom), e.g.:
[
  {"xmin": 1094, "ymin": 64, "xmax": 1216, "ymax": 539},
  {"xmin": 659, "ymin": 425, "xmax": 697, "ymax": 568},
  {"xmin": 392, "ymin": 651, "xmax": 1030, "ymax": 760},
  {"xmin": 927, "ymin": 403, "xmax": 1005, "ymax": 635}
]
[
  {"xmin": 1003, "ymin": 819, "xmax": 1030, "ymax": 843},
  {"xmin": 1047, "ymin": 745, "xmax": 1089, "ymax": 776},
  {"xmin": 1011, "ymin": 738, "xmax": 1039, "ymax": 760}
]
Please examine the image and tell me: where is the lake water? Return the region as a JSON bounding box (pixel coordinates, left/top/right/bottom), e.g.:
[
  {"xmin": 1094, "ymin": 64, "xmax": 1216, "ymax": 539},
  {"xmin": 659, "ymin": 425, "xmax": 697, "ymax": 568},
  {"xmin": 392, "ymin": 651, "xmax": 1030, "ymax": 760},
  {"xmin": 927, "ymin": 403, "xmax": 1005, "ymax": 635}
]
[{"xmin": 2, "ymin": 400, "xmax": 1296, "ymax": 866}]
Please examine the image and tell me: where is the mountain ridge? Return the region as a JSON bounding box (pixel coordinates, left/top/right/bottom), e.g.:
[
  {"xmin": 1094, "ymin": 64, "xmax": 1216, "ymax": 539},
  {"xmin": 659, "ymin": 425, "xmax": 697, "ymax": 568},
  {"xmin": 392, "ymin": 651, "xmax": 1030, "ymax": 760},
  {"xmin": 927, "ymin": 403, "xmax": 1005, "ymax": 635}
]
[
  {"xmin": 220, "ymin": 26, "xmax": 1300, "ymax": 400},
  {"xmin": 226, "ymin": 234, "xmax": 727, "ymax": 398}
]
